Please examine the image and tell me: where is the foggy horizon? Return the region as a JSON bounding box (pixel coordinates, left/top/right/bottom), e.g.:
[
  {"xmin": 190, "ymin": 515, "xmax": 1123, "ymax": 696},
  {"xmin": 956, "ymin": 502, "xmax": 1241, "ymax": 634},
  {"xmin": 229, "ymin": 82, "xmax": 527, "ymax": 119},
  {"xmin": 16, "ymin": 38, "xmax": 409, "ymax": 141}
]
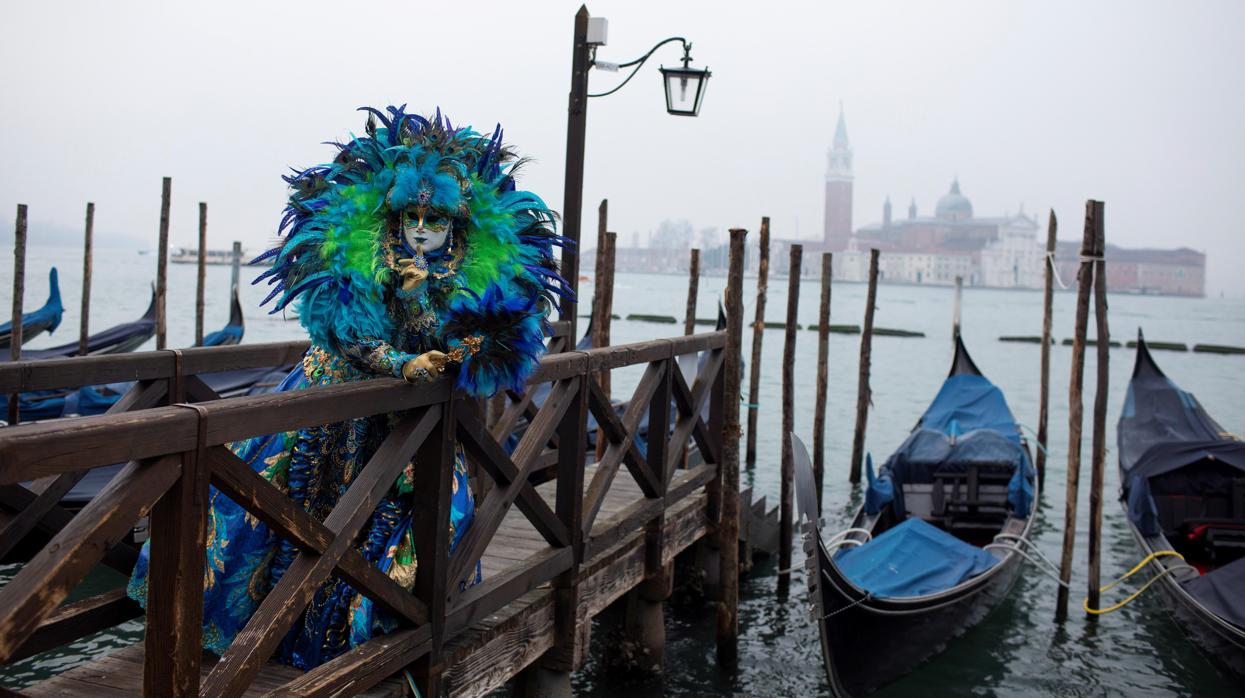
[{"xmin": 3, "ymin": 1, "xmax": 1243, "ymax": 295}]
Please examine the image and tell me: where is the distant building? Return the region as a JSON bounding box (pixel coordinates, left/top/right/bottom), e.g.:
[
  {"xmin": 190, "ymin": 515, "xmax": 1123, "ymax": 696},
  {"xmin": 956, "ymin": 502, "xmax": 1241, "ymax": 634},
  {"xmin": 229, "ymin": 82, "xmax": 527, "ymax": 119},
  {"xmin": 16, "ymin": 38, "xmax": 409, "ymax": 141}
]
[
  {"xmin": 823, "ymin": 105, "xmax": 854, "ymax": 252},
  {"xmin": 803, "ymin": 107, "xmax": 1205, "ymax": 296},
  {"xmin": 833, "ymin": 179, "xmax": 1043, "ymax": 288},
  {"xmin": 1053, "ymin": 242, "xmax": 1205, "ymax": 297}
]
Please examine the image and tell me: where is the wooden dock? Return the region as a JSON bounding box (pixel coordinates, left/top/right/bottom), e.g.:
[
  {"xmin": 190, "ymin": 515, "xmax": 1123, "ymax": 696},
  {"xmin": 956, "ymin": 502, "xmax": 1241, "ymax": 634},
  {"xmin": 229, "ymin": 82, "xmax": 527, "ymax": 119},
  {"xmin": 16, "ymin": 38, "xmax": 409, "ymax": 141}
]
[{"xmin": 0, "ymin": 303, "xmax": 768, "ymax": 696}]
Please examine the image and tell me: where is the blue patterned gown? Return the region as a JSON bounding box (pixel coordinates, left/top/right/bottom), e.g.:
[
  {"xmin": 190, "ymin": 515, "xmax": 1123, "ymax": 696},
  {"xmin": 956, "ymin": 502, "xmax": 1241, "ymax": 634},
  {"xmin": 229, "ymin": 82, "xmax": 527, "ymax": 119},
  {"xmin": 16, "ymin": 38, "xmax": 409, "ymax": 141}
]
[{"xmin": 128, "ymin": 257, "xmax": 481, "ymax": 670}]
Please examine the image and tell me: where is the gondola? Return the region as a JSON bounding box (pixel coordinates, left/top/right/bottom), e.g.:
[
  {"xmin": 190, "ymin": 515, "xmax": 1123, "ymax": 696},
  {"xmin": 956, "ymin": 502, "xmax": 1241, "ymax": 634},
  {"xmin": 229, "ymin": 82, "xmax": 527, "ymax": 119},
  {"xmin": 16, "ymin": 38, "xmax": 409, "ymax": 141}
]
[
  {"xmin": 199, "ymin": 285, "xmax": 245, "ymax": 347},
  {"xmin": 5, "ymin": 285, "xmax": 157, "ymax": 361},
  {"xmin": 793, "ymin": 335, "xmax": 1036, "ymax": 696},
  {"xmin": 1117, "ymin": 332, "xmax": 1245, "ymax": 678},
  {"xmin": 0, "ymin": 267, "xmax": 64, "ymax": 349},
  {"xmin": 3, "ymin": 287, "xmax": 249, "ymax": 422}
]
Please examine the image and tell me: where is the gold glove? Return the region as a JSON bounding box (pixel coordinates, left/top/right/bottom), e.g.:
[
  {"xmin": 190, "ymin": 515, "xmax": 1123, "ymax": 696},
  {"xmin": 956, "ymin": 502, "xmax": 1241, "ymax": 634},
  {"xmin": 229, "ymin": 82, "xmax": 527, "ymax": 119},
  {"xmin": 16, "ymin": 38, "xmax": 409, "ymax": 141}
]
[
  {"xmin": 397, "ymin": 256, "xmax": 428, "ymax": 293},
  {"xmin": 401, "ymin": 350, "xmax": 449, "ymax": 383}
]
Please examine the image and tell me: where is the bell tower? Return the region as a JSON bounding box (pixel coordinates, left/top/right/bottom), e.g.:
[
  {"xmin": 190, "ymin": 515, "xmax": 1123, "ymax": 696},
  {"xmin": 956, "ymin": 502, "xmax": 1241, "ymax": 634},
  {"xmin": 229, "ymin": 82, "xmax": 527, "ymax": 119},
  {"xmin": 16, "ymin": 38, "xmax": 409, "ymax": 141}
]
[{"xmin": 823, "ymin": 104, "xmax": 854, "ymax": 251}]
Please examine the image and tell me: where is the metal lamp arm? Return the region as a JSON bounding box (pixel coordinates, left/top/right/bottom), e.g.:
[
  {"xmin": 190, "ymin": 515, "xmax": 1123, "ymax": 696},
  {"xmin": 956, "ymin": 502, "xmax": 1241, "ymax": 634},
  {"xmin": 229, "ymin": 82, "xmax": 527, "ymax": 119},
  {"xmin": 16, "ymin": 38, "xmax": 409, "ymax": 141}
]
[{"xmin": 588, "ymin": 36, "xmax": 690, "ymax": 99}]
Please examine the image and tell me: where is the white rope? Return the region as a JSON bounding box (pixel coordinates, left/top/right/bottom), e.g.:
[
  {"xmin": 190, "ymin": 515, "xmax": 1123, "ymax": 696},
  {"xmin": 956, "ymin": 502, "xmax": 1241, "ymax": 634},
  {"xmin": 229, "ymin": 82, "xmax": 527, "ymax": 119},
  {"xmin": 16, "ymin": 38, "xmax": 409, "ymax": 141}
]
[
  {"xmin": 985, "ymin": 532, "xmax": 1071, "ymax": 588},
  {"xmin": 1046, "ymin": 252, "xmax": 1070, "ymax": 290},
  {"xmin": 822, "ymin": 591, "xmax": 874, "ymax": 619},
  {"xmin": 1017, "ymin": 423, "xmax": 1048, "ymax": 456},
  {"xmin": 827, "ymin": 528, "xmax": 873, "ymax": 545}
]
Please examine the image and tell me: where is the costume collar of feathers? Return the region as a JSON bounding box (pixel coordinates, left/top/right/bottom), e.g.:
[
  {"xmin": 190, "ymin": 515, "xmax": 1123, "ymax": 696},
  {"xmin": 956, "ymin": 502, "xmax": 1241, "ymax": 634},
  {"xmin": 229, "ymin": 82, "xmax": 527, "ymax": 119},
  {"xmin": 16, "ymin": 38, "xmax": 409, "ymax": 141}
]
[{"xmin": 253, "ymin": 104, "xmax": 573, "ymax": 316}]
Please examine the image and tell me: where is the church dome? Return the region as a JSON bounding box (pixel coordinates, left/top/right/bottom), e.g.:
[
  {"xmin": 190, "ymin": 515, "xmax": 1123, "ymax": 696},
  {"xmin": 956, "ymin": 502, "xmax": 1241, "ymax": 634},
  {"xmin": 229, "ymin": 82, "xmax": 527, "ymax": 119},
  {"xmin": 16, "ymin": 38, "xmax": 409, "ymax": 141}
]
[{"xmin": 935, "ymin": 178, "xmax": 973, "ymax": 221}]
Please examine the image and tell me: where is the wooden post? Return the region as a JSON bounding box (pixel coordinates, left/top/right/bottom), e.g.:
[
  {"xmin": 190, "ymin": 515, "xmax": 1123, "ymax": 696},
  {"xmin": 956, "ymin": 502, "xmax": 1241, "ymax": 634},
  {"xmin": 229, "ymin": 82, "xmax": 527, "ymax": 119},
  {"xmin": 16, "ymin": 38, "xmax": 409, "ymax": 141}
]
[
  {"xmin": 1055, "ymin": 200, "xmax": 1099, "ymax": 620},
  {"xmin": 1037, "ymin": 210, "xmax": 1057, "ymax": 491},
  {"xmin": 195, "ymin": 202, "xmax": 207, "ymax": 346},
  {"xmin": 592, "ymin": 232, "xmax": 615, "ymax": 460},
  {"xmin": 144, "ymin": 445, "xmax": 209, "ymax": 696},
  {"xmin": 557, "ymin": 6, "xmax": 591, "ymax": 349},
  {"xmin": 155, "ymin": 177, "xmax": 171, "ymax": 350},
  {"xmin": 230, "ymin": 240, "xmax": 242, "ymax": 292},
  {"xmin": 849, "ymin": 249, "xmax": 880, "ymax": 483},
  {"xmin": 678, "ymin": 247, "xmax": 701, "ymax": 472},
  {"xmin": 1086, "ymin": 203, "xmax": 1110, "ymax": 616},
  {"xmin": 8, "ymin": 205, "xmax": 27, "ymax": 425},
  {"xmin": 745, "ymin": 217, "xmax": 770, "ymax": 470},
  {"xmin": 684, "ymin": 248, "xmax": 700, "ymax": 336},
  {"xmin": 591, "ymin": 199, "xmax": 607, "ymax": 340},
  {"xmin": 953, "ymin": 275, "xmax": 963, "ymax": 341},
  {"xmin": 778, "ymin": 244, "xmax": 802, "ymax": 589},
  {"xmin": 543, "ymin": 371, "xmax": 589, "ymax": 690},
  {"xmin": 812, "ymin": 252, "xmax": 832, "ymax": 513},
  {"xmin": 79, "ymin": 202, "xmax": 94, "ymax": 356},
  {"xmin": 411, "ymin": 401, "xmax": 456, "ymax": 697},
  {"xmin": 716, "ymin": 227, "xmax": 746, "ymax": 668}
]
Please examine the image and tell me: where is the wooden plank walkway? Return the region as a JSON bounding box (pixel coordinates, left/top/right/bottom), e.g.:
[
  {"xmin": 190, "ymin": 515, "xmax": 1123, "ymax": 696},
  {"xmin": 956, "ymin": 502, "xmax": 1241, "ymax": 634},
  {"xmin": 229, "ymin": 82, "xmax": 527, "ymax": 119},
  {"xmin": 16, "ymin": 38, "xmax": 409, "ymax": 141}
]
[{"xmin": 23, "ymin": 461, "xmax": 736, "ymax": 697}]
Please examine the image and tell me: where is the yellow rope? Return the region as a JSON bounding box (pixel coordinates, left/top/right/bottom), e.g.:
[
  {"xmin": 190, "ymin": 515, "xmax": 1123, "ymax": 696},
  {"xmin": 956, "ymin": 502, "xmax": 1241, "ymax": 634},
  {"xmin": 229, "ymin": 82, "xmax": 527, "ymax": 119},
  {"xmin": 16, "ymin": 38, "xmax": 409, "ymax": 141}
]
[{"xmin": 1082, "ymin": 550, "xmax": 1186, "ymax": 615}]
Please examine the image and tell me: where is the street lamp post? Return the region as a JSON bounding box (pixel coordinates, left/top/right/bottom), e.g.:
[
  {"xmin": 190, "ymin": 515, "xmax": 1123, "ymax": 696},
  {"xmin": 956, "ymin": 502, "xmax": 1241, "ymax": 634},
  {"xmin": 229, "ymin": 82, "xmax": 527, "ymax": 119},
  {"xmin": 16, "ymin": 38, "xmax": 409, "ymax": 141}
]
[{"xmin": 558, "ymin": 5, "xmax": 711, "ymax": 345}]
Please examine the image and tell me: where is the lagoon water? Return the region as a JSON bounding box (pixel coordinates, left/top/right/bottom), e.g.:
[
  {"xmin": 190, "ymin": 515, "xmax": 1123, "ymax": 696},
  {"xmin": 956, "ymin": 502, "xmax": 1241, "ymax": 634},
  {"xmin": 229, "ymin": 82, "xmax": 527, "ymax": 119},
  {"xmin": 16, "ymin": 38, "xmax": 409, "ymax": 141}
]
[{"xmin": 2, "ymin": 246, "xmax": 1243, "ymax": 695}]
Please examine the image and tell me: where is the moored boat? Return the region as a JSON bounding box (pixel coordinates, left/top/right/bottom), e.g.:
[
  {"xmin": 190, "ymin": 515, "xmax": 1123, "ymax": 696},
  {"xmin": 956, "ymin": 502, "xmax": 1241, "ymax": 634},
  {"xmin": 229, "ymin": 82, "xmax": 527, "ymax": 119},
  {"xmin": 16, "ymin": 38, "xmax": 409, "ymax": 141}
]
[
  {"xmin": 6, "ymin": 286, "xmax": 157, "ymax": 361},
  {"xmin": 0, "ymin": 267, "xmax": 64, "ymax": 349},
  {"xmin": 793, "ymin": 335, "xmax": 1036, "ymax": 696},
  {"xmin": 3, "ymin": 286, "xmax": 248, "ymax": 422},
  {"xmin": 1116, "ymin": 332, "xmax": 1245, "ymax": 678}
]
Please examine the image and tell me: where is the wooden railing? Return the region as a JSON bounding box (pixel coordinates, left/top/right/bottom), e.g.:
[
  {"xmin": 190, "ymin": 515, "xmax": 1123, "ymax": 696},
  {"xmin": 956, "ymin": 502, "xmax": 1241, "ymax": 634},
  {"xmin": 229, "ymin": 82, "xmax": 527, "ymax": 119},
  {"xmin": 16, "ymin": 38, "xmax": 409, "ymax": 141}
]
[{"xmin": 0, "ymin": 326, "xmax": 725, "ymax": 697}]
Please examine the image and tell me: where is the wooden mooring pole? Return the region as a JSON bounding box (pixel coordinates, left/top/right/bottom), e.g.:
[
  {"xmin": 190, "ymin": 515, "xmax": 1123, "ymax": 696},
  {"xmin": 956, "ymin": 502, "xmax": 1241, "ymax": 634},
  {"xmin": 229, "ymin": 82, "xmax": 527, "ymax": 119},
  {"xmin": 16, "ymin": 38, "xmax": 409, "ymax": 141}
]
[
  {"xmin": 230, "ymin": 240, "xmax": 242, "ymax": 292},
  {"xmin": 745, "ymin": 217, "xmax": 770, "ymax": 470},
  {"xmin": 953, "ymin": 275, "xmax": 963, "ymax": 341},
  {"xmin": 195, "ymin": 202, "xmax": 207, "ymax": 346},
  {"xmin": 1055, "ymin": 200, "xmax": 1100, "ymax": 619},
  {"xmin": 591, "ymin": 199, "xmax": 610, "ymax": 459},
  {"xmin": 593, "ymin": 231, "xmax": 615, "ymax": 461},
  {"xmin": 778, "ymin": 244, "xmax": 802, "ymax": 589},
  {"xmin": 1086, "ymin": 203, "xmax": 1110, "ymax": 616},
  {"xmin": 812, "ymin": 252, "xmax": 832, "ymax": 513},
  {"xmin": 678, "ymin": 247, "xmax": 701, "ymax": 472},
  {"xmin": 79, "ymin": 202, "xmax": 94, "ymax": 356},
  {"xmin": 685, "ymin": 248, "xmax": 700, "ymax": 336},
  {"xmin": 9, "ymin": 204, "xmax": 27, "ymax": 425},
  {"xmin": 849, "ymin": 249, "xmax": 880, "ymax": 483},
  {"xmin": 155, "ymin": 177, "xmax": 171, "ymax": 350},
  {"xmin": 591, "ymin": 199, "xmax": 607, "ymax": 335},
  {"xmin": 1037, "ymin": 210, "xmax": 1057, "ymax": 491},
  {"xmin": 716, "ymin": 227, "xmax": 746, "ymax": 668}
]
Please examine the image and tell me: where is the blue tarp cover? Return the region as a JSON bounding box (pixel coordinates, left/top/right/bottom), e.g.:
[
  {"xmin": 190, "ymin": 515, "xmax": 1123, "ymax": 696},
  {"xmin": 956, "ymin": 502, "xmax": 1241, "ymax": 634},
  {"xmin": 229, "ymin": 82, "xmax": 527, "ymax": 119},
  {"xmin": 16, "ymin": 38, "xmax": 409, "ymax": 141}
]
[
  {"xmin": 920, "ymin": 374, "xmax": 1021, "ymax": 444},
  {"xmin": 834, "ymin": 518, "xmax": 997, "ymax": 598}
]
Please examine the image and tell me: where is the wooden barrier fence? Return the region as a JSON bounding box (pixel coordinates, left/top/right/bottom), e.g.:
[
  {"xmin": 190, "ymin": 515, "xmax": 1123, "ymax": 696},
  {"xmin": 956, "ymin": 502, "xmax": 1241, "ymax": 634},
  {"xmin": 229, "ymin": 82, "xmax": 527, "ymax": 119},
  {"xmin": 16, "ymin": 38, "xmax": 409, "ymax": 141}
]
[{"xmin": 0, "ymin": 321, "xmax": 729, "ymax": 697}]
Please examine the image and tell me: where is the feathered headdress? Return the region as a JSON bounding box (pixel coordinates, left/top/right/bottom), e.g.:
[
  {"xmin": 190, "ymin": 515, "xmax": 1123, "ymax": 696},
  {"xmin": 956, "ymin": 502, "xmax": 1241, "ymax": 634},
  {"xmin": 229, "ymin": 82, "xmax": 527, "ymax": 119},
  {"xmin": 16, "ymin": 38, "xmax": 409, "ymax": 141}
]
[{"xmin": 251, "ymin": 105, "xmax": 574, "ymax": 392}]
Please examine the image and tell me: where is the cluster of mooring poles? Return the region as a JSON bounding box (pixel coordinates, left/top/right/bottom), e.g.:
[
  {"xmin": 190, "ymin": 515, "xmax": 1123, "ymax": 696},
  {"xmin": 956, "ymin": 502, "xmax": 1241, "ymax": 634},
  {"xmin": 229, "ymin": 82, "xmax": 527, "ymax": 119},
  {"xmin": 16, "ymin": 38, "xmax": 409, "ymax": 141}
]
[
  {"xmin": 735, "ymin": 201, "xmax": 1114, "ymax": 617},
  {"xmin": 6, "ymin": 180, "xmax": 243, "ymax": 425},
  {"xmin": 1054, "ymin": 200, "xmax": 1112, "ymax": 619}
]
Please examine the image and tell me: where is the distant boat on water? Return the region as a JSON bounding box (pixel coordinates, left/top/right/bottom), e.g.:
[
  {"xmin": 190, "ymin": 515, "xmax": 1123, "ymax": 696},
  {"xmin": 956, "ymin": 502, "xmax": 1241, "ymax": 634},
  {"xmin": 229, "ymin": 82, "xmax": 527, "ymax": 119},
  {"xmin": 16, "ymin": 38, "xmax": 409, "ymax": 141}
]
[
  {"xmin": 171, "ymin": 247, "xmax": 241, "ymax": 265},
  {"xmin": 171, "ymin": 246, "xmax": 275, "ymax": 266}
]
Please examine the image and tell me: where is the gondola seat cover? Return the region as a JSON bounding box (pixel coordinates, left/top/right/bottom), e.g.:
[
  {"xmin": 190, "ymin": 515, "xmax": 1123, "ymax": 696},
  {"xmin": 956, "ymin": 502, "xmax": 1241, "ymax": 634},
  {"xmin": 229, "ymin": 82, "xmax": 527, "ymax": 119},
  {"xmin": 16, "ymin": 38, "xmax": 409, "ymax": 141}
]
[
  {"xmin": 834, "ymin": 518, "xmax": 997, "ymax": 597},
  {"xmin": 1123, "ymin": 441, "xmax": 1245, "ymax": 537},
  {"xmin": 866, "ymin": 373, "xmax": 1034, "ymax": 519},
  {"xmin": 1181, "ymin": 556, "xmax": 1245, "ymax": 630}
]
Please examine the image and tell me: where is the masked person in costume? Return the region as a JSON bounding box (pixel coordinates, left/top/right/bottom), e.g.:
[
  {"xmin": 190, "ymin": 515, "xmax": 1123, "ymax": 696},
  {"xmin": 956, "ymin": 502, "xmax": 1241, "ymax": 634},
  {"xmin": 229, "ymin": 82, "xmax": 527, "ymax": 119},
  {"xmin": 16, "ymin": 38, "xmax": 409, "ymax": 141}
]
[{"xmin": 128, "ymin": 105, "xmax": 572, "ymax": 669}]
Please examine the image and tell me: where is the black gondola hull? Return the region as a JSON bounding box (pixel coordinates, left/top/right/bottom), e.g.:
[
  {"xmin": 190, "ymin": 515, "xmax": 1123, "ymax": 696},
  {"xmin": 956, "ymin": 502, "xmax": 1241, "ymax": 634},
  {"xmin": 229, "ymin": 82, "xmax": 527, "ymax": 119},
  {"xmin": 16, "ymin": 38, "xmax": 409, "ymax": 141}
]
[
  {"xmin": 1125, "ymin": 523, "xmax": 1245, "ymax": 680},
  {"xmin": 807, "ymin": 514, "xmax": 1028, "ymax": 696}
]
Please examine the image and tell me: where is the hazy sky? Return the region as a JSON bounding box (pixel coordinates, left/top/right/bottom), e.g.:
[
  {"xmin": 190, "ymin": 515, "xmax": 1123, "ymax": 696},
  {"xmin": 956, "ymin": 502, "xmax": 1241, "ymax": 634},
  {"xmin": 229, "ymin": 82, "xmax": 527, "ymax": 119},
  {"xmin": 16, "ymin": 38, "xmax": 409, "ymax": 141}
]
[{"xmin": 3, "ymin": 1, "xmax": 1243, "ymax": 294}]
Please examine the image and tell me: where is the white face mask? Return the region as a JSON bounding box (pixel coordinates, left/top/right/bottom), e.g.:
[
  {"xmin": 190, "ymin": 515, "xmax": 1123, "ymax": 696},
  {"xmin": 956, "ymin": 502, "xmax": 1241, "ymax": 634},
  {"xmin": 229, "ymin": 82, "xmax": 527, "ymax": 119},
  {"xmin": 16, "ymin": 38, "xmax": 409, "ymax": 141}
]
[{"xmin": 403, "ymin": 216, "xmax": 450, "ymax": 253}]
